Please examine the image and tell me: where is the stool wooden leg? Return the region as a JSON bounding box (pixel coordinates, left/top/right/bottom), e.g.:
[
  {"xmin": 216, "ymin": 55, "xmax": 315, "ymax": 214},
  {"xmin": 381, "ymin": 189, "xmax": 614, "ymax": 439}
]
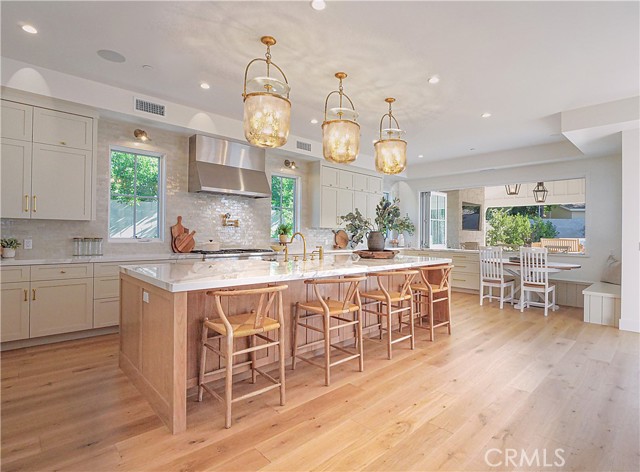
[
  {"xmin": 324, "ymin": 314, "xmax": 331, "ymax": 386},
  {"xmin": 291, "ymin": 303, "xmax": 299, "ymax": 370},
  {"xmin": 409, "ymin": 299, "xmax": 416, "ymax": 350},
  {"xmin": 249, "ymin": 335, "xmax": 257, "ymax": 384},
  {"xmin": 429, "ymin": 296, "xmax": 435, "ymax": 342},
  {"xmin": 197, "ymin": 322, "xmax": 208, "ymax": 402},
  {"xmin": 278, "ymin": 323, "xmax": 286, "ymax": 406},
  {"xmin": 386, "ymin": 303, "xmax": 393, "ymax": 360},
  {"xmin": 447, "ymin": 291, "xmax": 452, "ymax": 334},
  {"xmin": 357, "ymin": 310, "xmax": 364, "ymax": 372},
  {"xmin": 224, "ymin": 335, "xmax": 234, "ymax": 429},
  {"xmin": 378, "ymin": 302, "xmax": 383, "ymax": 340}
]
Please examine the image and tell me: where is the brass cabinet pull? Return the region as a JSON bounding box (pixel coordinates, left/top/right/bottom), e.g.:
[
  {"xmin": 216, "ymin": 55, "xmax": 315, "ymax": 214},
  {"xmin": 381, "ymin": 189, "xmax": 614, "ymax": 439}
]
[
  {"xmin": 24, "ymin": 289, "xmax": 28, "ymax": 302},
  {"xmin": 60, "ymin": 141, "xmax": 66, "ymax": 145},
  {"xmin": 24, "ymin": 195, "xmax": 29, "ymax": 212},
  {"xmin": 60, "ymin": 270, "xmax": 66, "ymax": 274},
  {"xmin": 32, "ymin": 289, "xmax": 36, "ymax": 301},
  {"xmin": 32, "ymin": 195, "xmax": 37, "ymax": 212}
]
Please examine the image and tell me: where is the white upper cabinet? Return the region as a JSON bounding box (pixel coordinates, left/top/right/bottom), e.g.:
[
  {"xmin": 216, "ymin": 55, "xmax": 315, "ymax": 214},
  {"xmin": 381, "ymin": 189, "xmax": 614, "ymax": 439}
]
[
  {"xmin": 33, "ymin": 108, "xmax": 93, "ymax": 150},
  {"xmin": 338, "ymin": 170, "xmax": 353, "ymax": 190},
  {"xmin": 367, "ymin": 175, "xmax": 383, "ymax": 194},
  {"xmin": 1, "ymin": 138, "xmax": 32, "ymax": 219},
  {"xmin": 353, "ymin": 173, "xmax": 368, "ymax": 192},
  {"xmin": 321, "ymin": 166, "xmax": 339, "ymax": 187},
  {"xmin": 1, "ymin": 102, "xmax": 33, "ymax": 141}
]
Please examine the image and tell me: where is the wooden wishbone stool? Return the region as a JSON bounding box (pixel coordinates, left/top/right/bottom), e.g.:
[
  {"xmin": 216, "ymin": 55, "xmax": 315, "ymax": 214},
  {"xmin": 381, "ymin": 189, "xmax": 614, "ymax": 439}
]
[
  {"xmin": 411, "ymin": 264, "xmax": 453, "ymax": 341},
  {"xmin": 360, "ymin": 270, "xmax": 419, "ymax": 360},
  {"xmin": 292, "ymin": 276, "xmax": 366, "ymax": 386},
  {"xmin": 197, "ymin": 284, "xmax": 288, "ymax": 429}
]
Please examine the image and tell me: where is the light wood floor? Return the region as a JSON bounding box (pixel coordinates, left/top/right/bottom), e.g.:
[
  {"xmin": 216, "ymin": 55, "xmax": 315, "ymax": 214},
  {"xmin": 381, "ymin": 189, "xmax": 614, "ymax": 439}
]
[{"xmin": 1, "ymin": 293, "xmax": 638, "ymax": 471}]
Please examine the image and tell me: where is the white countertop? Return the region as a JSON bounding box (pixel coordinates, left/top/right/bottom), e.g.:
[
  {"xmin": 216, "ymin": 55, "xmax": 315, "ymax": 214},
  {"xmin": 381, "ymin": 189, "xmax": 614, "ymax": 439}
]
[
  {"xmin": 120, "ymin": 254, "xmax": 453, "ymax": 292},
  {"xmin": 0, "ymin": 253, "xmax": 203, "ymax": 266}
]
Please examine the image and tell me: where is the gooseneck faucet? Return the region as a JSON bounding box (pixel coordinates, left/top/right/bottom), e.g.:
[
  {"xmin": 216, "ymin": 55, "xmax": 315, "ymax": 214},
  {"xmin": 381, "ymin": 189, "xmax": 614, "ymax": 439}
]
[{"xmin": 283, "ymin": 232, "xmax": 307, "ymax": 262}]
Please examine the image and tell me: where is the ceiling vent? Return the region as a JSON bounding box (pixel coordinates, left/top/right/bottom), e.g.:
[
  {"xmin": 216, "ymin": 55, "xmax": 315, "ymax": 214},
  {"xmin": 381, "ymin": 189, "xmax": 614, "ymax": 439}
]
[
  {"xmin": 296, "ymin": 140, "xmax": 312, "ymax": 152},
  {"xmin": 134, "ymin": 97, "xmax": 166, "ymax": 117}
]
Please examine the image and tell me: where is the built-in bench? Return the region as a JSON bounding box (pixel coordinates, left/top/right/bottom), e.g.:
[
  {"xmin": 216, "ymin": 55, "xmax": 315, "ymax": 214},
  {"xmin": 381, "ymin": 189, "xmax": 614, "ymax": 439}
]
[{"xmin": 583, "ymin": 282, "xmax": 621, "ymax": 327}]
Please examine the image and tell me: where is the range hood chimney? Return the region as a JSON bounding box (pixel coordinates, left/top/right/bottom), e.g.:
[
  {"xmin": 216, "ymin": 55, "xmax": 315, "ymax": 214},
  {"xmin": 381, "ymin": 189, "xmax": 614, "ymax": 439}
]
[{"xmin": 188, "ymin": 135, "xmax": 271, "ymax": 198}]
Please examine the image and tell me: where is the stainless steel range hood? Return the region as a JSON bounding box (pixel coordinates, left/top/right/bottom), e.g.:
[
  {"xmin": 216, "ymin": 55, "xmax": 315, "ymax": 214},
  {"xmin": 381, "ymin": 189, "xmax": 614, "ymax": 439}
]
[{"xmin": 188, "ymin": 135, "xmax": 271, "ymax": 198}]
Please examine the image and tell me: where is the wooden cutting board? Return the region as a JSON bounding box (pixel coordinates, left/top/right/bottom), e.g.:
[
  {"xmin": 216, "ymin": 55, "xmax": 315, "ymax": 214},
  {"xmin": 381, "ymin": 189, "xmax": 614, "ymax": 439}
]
[
  {"xmin": 333, "ymin": 229, "xmax": 349, "ymax": 249},
  {"xmin": 354, "ymin": 250, "xmax": 399, "ymax": 259},
  {"xmin": 174, "ymin": 230, "xmax": 196, "ymax": 253}
]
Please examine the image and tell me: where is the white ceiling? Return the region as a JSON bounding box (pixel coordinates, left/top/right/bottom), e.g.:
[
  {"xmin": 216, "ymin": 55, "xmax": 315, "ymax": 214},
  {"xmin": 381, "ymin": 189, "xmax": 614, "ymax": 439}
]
[{"xmin": 1, "ymin": 1, "xmax": 638, "ymax": 163}]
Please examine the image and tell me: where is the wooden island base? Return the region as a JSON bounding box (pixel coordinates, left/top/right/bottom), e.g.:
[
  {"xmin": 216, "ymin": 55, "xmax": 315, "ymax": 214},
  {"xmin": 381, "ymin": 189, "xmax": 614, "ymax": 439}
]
[{"xmin": 119, "ymin": 272, "xmax": 440, "ymax": 434}]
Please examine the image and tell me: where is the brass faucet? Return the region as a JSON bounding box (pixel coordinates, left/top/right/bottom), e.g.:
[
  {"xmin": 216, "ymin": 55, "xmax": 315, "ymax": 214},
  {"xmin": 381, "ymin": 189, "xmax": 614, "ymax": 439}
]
[
  {"xmin": 222, "ymin": 213, "xmax": 239, "ymax": 227},
  {"xmin": 283, "ymin": 232, "xmax": 307, "ymax": 262},
  {"xmin": 310, "ymin": 246, "xmax": 324, "ymax": 261}
]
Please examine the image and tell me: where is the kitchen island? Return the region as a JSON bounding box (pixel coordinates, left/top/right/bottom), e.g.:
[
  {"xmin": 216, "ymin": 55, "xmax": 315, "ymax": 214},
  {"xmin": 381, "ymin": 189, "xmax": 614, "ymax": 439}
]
[{"xmin": 119, "ymin": 253, "xmax": 452, "ymax": 433}]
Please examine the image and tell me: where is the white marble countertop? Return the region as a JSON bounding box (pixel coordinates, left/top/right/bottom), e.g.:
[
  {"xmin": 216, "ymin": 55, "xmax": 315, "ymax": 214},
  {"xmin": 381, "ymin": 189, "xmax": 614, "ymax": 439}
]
[
  {"xmin": 0, "ymin": 253, "xmax": 203, "ymax": 266},
  {"xmin": 121, "ymin": 254, "xmax": 453, "ymax": 292}
]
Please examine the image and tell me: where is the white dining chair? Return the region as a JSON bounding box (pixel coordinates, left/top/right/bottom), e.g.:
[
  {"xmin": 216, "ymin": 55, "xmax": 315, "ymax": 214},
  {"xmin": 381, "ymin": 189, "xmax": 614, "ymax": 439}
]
[
  {"xmin": 479, "ymin": 246, "xmax": 515, "ymax": 309},
  {"xmin": 519, "ymin": 247, "xmax": 556, "ymax": 316}
]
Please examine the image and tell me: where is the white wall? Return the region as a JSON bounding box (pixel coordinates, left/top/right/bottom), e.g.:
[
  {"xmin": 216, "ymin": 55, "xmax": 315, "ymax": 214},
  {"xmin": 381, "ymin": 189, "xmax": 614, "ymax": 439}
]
[
  {"xmin": 393, "ymin": 154, "xmax": 621, "ymax": 284},
  {"xmin": 619, "ymin": 128, "xmax": 640, "ymax": 332}
]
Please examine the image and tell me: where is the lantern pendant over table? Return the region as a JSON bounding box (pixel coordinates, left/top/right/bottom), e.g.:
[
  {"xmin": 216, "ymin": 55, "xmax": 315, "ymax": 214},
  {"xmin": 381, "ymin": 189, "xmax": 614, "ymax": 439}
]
[
  {"xmin": 374, "ymin": 98, "xmax": 407, "ymax": 175},
  {"xmin": 505, "ymin": 183, "xmax": 521, "ymax": 195},
  {"xmin": 533, "ymin": 181, "xmax": 548, "ymax": 203},
  {"xmin": 242, "ymin": 36, "xmax": 291, "ymax": 148},
  {"xmin": 321, "ymin": 72, "xmax": 360, "ymax": 164}
]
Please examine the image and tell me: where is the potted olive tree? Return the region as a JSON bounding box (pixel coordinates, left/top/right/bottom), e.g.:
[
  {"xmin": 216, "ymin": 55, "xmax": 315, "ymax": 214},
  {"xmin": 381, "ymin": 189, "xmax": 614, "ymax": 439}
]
[
  {"xmin": 1, "ymin": 238, "xmax": 21, "ymax": 258},
  {"xmin": 341, "ymin": 198, "xmax": 415, "ymax": 251}
]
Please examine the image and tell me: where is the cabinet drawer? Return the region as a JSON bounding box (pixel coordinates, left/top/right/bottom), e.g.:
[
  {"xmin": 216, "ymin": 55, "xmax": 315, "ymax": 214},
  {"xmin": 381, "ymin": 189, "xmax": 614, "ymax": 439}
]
[
  {"xmin": 95, "ymin": 277, "xmax": 119, "ymax": 299},
  {"xmin": 33, "ymin": 108, "xmax": 93, "ymax": 150},
  {"xmin": 1, "ymin": 101, "xmax": 33, "ymax": 141},
  {"xmin": 451, "ymin": 261, "xmax": 480, "ymax": 274},
  {"xmin": 451, "ymin": 273, "xmax": 480, "ymax": 290},
  {"xmin": 31, "ymin": 263, "xmax": 93, "ymax": 281},
  {"xmin": 1, "ymin": 266, "xmax": 30, "ymax": 283},
  {"xmin": 94, "ymin": 297, "xmax": 119, "ymax": 328}
]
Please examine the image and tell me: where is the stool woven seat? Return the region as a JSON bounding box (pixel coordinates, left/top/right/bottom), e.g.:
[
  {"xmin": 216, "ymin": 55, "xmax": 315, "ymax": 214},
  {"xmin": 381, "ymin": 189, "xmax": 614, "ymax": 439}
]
[{"xmin": 205, "ymin": 312, "xmax": 280, "ymax": 337}]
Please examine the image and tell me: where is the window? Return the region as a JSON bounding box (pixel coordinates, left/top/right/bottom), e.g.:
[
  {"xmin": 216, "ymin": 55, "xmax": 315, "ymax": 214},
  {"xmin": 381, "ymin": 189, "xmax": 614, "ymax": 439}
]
[
  {"xmin": 420, "ymin": 191, "xmax": 447, "ymax": 248},
  {"xmin": 109, "ymin": 147, "xmax": 163, "ymax": 240},
  {"xmin": 271, "ymin": 175, "xmax": 297, "ymax": 238}
]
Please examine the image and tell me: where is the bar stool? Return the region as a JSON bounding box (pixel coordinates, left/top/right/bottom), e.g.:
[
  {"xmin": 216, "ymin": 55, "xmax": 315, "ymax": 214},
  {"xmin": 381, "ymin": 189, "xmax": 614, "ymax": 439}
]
[
  {"xmin": 292, "ymin": 276, "xmax": 366, "ymax": 386},
  {"xmin": 360, "ymin": 270, "xmax": 418, "ymax": 360},
  {"xmin": 412, "ymin": 265, "xmax": 453, "ymax": 341},
  {"xmin": 197, "ymin": 284, "xmax": 288, "ymax": 429}
]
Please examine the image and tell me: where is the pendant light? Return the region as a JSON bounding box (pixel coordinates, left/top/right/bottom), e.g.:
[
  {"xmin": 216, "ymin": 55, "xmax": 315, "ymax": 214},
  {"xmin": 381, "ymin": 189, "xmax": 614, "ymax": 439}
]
[
  {"xmin": 322, "ymin": 72, "xmax": 360, "ymax": 164},
  {"xmin": 242, "ymin": 36, "xmax": 291, "ymax": 148},
  {"xmin": 374, "ymin": 98, "xmax": 407, "ymax": 175},
  {"xmin": 533, "ymin": 182, "xmax": 548, "ymax": 203},
  {"xmin": 505, "ymin": 183, "xmax": 521, "ymax": 196}
]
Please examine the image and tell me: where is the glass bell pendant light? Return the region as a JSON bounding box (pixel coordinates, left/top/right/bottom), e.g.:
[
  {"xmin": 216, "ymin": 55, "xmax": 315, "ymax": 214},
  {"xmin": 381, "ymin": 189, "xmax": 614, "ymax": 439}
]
[
  {"xmin": 533, "ymin": 182, "xmax": 548, "ymax": 203},
  {"xmin": 322, "ymin": 72, "xmax": 360, "ymax": 164},
  {"xmin": 242, "ymin": 36, "xmax": 291, "ymax": 148},
  {"xmin": 505, "ymin": 183, "xmax": 521, "ymax": 195},
  {"xmin": 374, "ymin": 98, "xmax": 407, "ymax": 175}
]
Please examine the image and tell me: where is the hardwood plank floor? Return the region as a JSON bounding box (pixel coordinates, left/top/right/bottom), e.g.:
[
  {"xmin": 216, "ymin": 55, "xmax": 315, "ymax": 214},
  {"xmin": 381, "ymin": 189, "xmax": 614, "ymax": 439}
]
[{"xmin": 1, "ymin": 293, "xmax": 638, "ymax": 471}]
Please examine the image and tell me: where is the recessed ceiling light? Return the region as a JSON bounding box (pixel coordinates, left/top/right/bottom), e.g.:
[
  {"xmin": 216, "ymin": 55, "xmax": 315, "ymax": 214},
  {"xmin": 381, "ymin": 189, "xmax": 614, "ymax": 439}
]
[
  {"xmin": 97, "ymin": 49, "xmax": 126, "ymax": 63},
  {"xmin": 310, "ymin": 118, "xmax": 318, "ymax": 124},
  {"xmin": 200, "ymin": 82, "xmax": 210, "ymax": 90},
  {"xmin": 311, "ymin": 0, "xmax": 326, "ymax": 11},
  {"xmin": 142, "ymin": 64, "xmax": 154, "ymax": 70},
  {"xmin": 427, "ymin": 76, "xmax": 440, "ymax": 84},
  {"xmin": 470, "ymin": 148, "xmax": 476, "ymax": 151},
  {"xmin": 418, "ymin": 154, "xmax": 424, "ymax": 158},
  {"xmin": 481, "ymin": 112, "xmax": 492, "ymax": 118},
  {"xmin": 21, "ymin": 24, "xmax": 38, "ymax": 34}
]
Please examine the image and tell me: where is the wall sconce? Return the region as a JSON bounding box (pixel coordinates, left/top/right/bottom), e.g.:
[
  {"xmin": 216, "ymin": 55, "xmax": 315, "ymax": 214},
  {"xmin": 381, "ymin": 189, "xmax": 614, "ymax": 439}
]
[
  {"xmin": 134, "ymin": 129, "xmax": 151, "ymax": 142},
  {"xmin": 284, "ymin": 159, "xmax": 297, "ymax": 170},
  {"xmin": 505, "ymin": 183, "xmax": 521, "ymax": 196}
]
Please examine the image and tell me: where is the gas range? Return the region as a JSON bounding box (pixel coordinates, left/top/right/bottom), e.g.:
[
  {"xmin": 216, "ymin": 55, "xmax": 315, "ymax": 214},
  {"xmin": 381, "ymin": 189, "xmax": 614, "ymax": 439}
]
[{"xmin": 190, "ymin": 248, "xmax": 275, "ymax": 260}]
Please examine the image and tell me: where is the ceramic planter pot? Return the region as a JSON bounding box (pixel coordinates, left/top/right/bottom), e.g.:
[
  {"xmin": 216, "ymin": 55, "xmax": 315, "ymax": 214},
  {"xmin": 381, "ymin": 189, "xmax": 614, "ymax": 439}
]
[
  {"xmin": 367, "ymin": 231, "xmax": 385, "ymax": 251},
  {"xmin": 279, "ymin": 234, "xmax": 288, "ymax": 244},
  {"xmin": 2, "ymin": 248, "xmax": 16, "ymax": 258}
]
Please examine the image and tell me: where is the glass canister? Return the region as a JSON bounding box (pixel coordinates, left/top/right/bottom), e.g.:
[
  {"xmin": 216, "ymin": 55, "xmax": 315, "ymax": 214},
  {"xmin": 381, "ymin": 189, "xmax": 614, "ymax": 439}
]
[
  {"xmin": 94, "ymin": 237, "xmax": 103, "ymax": 256},
  {"xmin": 73, "ymin": 238, "xmax": 83, "ymax": 256}
]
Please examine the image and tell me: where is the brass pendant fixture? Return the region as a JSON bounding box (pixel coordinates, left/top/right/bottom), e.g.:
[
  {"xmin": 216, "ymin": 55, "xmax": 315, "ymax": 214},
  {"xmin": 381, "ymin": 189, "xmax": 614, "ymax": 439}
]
[
  {"xmin": 374, "ymin": 98, "xmax": 407, "ymax": 175},
  {"xmin": 242, "ymin": 36, "xmax": 291, "ymax": 148},
  {"xmin": 321, "ymin": 72, "xmax": 360, "ymax": 164},
  {"xmin": 505, "ymin": 183, "xmax": 521, "ymax": 195},
  {"xmin": 533, "ymin": 182, "xmax": 548, "ymax": 203}
]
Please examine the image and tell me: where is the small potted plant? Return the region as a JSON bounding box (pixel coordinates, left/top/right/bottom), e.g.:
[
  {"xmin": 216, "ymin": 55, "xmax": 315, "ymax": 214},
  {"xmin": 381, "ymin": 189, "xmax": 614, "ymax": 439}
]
[
  {"xmin": 276, "ymin": 223, "xmax": 292, "ymax": 244},
  {"xmin": 1, "ymin": 238, "xmax": 21, "ymax": 258}
]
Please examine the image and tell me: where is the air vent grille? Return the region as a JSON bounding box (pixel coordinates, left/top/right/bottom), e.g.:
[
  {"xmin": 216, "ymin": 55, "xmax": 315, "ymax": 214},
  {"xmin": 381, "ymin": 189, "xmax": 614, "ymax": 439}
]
[
  {"xmin": 134, "ymin": 98, "xmax": 166, "ymax": 117},
  {"xmin": 296, "ymin": 141, "xmax": 312, "ymax": 152}
]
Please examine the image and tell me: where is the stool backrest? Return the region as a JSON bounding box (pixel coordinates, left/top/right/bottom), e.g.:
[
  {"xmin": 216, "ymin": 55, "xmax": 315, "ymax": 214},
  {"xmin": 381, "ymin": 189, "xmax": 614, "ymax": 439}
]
[
  {"xmin": 207, "ymin": 285, "xmax": 288, "ymax": 330},
  {"xmin": 520, "ymin": 247, "xmax": 549, "ymax": 287},
  {"xmin": 479, "ymin": 246, "xmax": 505, "ymax": 282},
  {"xmin": 304, "ymin": 276, "xmax": 366, "ymax": 313},
  {"xmin": 418, "ymin": 264, "xmax": 453, "ymax": 293},
  {"xmin": 369, "ymin": 270, "xmax": 419, "ymax": 300}
]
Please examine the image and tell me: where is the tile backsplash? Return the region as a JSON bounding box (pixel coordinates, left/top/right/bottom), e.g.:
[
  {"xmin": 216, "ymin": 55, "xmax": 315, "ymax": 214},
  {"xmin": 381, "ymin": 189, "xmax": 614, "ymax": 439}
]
[{"xmin": 1, "ymin": 119, "xmax": 335, "ymax": 259}]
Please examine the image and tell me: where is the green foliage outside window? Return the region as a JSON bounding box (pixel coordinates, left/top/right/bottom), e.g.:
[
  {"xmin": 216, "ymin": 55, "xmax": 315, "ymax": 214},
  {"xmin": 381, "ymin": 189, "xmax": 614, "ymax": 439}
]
[
  {"xmin": 530, "ymin": 216, "xmax": 559, "ymax": 242},
  {"xmin": 486, "ymin": 209, "xmax": 559, "ymax": 247},
  {"xmin": 271, "ymin": 176, "xmax": 296, "ymax": 238}
]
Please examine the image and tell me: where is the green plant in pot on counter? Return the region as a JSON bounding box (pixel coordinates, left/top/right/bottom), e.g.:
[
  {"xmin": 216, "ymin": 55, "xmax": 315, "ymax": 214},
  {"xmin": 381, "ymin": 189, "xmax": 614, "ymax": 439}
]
[
  {"xmin": 276, "ymin": 223, "xmax": 292, "ymax": 243},
  {"xmin": 341, "ymin": 197, "xmax": 415, "ymax": 251},
  {"xmin": 1, "ymin": 238, "xmax": 21, "ymax": 258}
]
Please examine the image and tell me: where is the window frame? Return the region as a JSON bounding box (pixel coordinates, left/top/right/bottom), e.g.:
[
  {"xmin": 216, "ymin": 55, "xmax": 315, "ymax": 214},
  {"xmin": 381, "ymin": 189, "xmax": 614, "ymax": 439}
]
[
  {"xmin": 420, "ymin": 191, "xmax": 448, "ymax": 249},
  {"xmin": 108, "ymin": 145, "xmax": 165, "ymax": 243},
  {"xmin": 270, "ymin": 173, "xmax": 300, "ymax": 239}
]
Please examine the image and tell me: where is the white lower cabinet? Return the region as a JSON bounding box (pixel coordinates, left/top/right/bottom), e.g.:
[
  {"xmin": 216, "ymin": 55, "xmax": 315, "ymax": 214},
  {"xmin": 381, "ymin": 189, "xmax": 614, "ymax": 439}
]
[
  {"xmin": 93, "ymin": 298, "xmax": 120, "ymax": 328},
  {"xmin": 30, "ymin": 278, "xmax": 93, "ymax": 338},
  {"xmin": 1, "ymin": 282, "xmax": 30, "ymax": 342}
]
